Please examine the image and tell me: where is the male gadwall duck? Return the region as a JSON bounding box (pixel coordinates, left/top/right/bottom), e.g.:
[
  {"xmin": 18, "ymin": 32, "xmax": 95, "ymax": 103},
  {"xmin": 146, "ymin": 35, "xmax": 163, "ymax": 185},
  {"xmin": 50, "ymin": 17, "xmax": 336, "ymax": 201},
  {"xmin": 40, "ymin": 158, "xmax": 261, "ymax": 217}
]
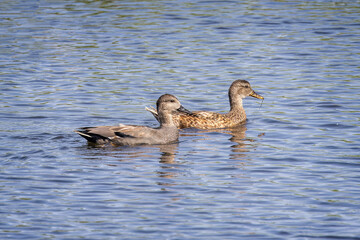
[
  {"xmin": 146, "ymin": 80, "xmax": 263, "ymax": 129},
  {"xmin": 75, "ymin": 94, "xmax": 191, "ymax": 146}
]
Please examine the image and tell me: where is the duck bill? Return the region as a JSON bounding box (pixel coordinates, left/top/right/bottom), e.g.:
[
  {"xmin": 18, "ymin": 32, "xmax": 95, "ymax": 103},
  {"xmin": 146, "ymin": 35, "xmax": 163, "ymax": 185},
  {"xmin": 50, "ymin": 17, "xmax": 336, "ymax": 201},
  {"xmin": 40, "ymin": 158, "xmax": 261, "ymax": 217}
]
[
  {"xmin": 249, "ymin": 90, "xmax": 264, "ymax": 100},
  {"xmin": 177, "ymin": 105, "xmax": 192, "ymax": 114}
]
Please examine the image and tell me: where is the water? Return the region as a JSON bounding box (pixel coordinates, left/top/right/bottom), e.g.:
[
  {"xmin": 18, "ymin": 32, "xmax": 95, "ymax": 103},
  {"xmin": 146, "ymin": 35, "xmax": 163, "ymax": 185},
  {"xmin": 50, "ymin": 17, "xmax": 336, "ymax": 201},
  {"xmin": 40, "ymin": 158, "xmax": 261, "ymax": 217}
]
[{"xmin": 1, "ymin": 0, "xmax": 360, "ymax": 239}]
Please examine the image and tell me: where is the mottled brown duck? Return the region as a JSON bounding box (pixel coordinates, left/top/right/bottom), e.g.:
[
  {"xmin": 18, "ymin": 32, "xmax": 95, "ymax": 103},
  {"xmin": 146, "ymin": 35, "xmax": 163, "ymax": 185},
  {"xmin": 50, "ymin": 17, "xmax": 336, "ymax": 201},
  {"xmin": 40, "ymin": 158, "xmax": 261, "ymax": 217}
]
[{"xmin": 146, "ymin": 80, "xmax": 263, "ymax": 129}]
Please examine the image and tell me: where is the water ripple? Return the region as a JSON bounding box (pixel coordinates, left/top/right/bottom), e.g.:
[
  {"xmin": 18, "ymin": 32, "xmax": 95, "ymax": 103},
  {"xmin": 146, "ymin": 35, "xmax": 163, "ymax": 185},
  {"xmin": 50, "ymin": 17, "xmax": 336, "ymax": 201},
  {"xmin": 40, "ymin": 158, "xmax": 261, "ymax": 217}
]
[{"xmin": 1, "ymin": 0, "xmax": 360, "ymax": 239}]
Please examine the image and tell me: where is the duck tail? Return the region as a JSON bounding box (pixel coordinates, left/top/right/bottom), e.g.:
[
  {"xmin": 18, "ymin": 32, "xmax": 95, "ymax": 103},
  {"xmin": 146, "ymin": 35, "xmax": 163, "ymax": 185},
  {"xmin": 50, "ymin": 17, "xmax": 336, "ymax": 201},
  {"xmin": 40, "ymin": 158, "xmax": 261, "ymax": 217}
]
[
  {"xmin": 74, "ymin": 128, "xmax": 109, "ymax": 144},
  {"xmin": 145, "ymin": 106, "xmax": 160, "ymax": 122}
]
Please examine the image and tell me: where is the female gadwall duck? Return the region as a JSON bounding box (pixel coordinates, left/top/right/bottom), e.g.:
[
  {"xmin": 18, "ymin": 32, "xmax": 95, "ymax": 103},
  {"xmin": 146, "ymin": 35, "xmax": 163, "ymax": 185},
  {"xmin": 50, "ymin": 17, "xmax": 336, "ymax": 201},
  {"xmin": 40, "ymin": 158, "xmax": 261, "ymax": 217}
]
[
  {"xmin": 75, "ymin": 94, "xmax": 191, "ymax": 146},
  {"xmin": 146, "ymin": 80, "xmax": 263, "ymax": 129}
]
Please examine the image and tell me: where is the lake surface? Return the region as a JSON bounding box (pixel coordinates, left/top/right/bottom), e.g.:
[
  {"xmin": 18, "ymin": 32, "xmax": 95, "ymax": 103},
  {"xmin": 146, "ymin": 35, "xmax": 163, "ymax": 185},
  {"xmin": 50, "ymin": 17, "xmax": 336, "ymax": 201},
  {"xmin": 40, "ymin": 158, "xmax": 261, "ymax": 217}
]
[{"xmin": 1, "ymin": 0, "xmax": 360, "ymax": 239}]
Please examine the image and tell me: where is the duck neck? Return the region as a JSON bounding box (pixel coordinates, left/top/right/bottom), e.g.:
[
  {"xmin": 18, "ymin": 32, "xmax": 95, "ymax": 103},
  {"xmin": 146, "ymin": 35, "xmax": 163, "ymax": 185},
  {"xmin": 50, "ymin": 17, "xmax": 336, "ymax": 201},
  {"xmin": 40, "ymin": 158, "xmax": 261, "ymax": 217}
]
[
  {"xmin": 158, "ymin": 112, "xmax": 176, "ymax": 128},
  {"xmin": 226, "ymin": 93, "xmax": 246, "ymax": 120}
]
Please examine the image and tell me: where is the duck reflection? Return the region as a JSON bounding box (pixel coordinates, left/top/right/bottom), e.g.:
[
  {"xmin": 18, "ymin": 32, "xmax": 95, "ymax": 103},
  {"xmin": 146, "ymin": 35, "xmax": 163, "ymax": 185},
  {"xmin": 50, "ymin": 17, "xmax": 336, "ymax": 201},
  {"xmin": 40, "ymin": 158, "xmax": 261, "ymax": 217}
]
[
  {"xmin": 180, "ymin": 123, "xmax": 264, "ymax": 160},
  {"xmin": 155, "ymin": 143, "xmax": 180, "ymax": 187},
  {"xmin": 76, "ymin": 141, "xmax": 181, "ymax": 185},
  {"xmin": 157, "ymin": 143, "xmax": 178, "ymax": 165},
  {"xmin": 227, "ymin": 125, "xmax": 250, "ymax": 159}
]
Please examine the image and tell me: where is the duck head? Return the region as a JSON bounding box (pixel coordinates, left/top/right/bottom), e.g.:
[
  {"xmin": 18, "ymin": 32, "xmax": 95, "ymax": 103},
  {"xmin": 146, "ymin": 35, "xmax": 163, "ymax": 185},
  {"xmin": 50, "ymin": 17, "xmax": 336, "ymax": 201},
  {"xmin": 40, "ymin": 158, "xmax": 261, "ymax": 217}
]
[
  {"xmin": 156, "ymin": 94, "xmax": 192, "ymax": 115},
  {"xmin": 230, "ymin": 79, "xmax": 264, "ymax": 100}
]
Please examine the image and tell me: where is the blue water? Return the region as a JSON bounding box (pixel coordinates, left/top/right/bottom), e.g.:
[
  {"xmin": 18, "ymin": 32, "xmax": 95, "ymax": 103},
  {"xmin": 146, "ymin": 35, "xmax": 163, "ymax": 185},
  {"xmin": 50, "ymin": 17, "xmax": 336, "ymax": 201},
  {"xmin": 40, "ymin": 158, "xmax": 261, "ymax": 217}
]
[{"xmin": 1, "ymin": 0, "xmax": 360, "ymax": 239}]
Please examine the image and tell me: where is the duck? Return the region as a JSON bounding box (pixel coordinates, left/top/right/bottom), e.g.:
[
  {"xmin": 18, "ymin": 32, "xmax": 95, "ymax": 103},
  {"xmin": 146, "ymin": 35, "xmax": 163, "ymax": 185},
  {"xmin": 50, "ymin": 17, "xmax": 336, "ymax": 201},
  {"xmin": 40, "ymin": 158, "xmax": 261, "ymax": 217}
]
[
  {"xmin": 146, "ymin": 80, "xmax": 263, "ymax": 129},
  {"xmin": 75, "ymin": 94, "xmax": 192, "ymax": 146}
]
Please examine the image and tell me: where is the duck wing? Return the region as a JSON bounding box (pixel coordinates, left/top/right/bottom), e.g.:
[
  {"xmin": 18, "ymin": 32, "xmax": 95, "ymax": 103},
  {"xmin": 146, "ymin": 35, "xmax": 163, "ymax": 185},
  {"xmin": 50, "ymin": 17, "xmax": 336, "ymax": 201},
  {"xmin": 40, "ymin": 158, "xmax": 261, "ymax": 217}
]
[
  {"xmin": 113, "ymin": 124, "xmax": 152, "ymax": 138},
  {"xmin": 177, "ymin": 111, "xmax": 228, "ymax": 129},
  {"xmin": 75, "ymin": 124, "xmax": 151, "ymax": 144},
  {"xmin": 191, "ymin": 111, "xmax": 222, "ymax": 119},
  {"xmin": 75, "ymin": 126, "xmax": 119, "ymax": 144}
]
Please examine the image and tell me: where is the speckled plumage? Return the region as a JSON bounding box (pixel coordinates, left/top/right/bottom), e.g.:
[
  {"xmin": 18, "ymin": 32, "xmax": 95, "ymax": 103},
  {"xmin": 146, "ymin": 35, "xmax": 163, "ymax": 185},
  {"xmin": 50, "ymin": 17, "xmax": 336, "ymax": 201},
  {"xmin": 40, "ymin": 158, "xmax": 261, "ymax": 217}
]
[
  {"xmin": 75, "ymin": 94, "xmax": 191, "ymax": 146},
  {"xmin": 146, "ymin": 80, "xmax": 264, "ymax": 129}
]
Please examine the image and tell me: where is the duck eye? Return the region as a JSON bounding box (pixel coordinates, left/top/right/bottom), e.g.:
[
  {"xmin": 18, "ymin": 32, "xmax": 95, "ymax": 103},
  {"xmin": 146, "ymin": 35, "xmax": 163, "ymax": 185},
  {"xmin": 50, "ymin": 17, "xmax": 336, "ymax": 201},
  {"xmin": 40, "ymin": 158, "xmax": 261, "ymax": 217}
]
[{"xmin": 170, "ymin": 100, "xmax": 175, "ymax": 102}]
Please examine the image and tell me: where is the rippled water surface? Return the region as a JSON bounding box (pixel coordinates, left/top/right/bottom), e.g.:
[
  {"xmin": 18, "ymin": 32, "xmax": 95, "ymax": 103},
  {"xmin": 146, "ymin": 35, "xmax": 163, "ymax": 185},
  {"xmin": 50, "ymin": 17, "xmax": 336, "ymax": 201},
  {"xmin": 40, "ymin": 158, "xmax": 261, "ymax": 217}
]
[{"xmin": 1, "ymin": 0, "xmax": 360, "ymax": 239}]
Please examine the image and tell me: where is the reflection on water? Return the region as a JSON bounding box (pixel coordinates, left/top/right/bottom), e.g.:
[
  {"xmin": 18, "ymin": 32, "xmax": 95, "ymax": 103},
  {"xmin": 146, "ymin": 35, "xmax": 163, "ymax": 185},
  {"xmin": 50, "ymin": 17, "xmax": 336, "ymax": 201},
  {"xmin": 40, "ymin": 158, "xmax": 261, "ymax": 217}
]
[
  {"xmin": 157, "ymin": 143, "xmax": 179, "ymax": 185},
  {"xmin": 157, "ymin": 143, "xmax": 179, "ymax": 165},
  {"xmin": 76, "ymin": 141, "xmax": 181, "ymax": 185},
  {"xmin": 181, "ymin": 124, "xmax": 261, "ymax": 160}
]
